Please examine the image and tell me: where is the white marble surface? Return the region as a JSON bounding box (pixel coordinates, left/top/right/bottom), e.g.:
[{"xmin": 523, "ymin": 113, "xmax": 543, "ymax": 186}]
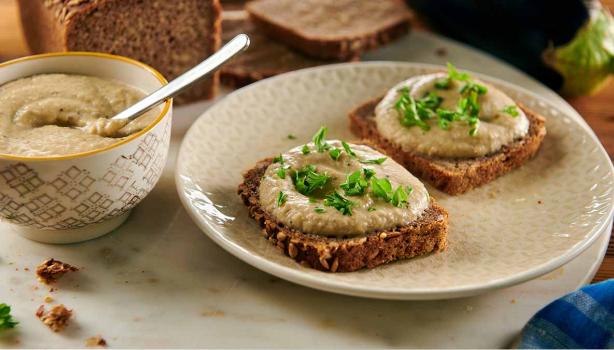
[{"xmin": 0, "ymin": 31, "xmax": 610, "ymax": 348}]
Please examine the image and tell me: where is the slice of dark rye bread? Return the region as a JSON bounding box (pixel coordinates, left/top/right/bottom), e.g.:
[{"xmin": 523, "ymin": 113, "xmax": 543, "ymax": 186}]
[
  {"xmin": 238, "ymin": 158, "xmax": 449, "ymax": 272},
  {"xmin": 245, "ymin": 0, "xmax": 412, "ymax": 60},
  {"xmin": 349, "ymin": 98, "xmax": 547, "ymax": 195},
  {"xmin": 220, "ymin": 12, "xmax": 344, "ymax": 88}
]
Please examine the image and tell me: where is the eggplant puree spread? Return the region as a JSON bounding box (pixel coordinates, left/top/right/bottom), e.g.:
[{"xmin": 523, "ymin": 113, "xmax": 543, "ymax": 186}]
[
  {"xmin": 375, "ymin": 72, "xmax": 530, "ymax": 158},
  {"xmin": 0, "ymin": 74, "xmax": 160, "ymax": 156},
  {"xmin": 259, "ymin": 141, "xmax": 429, "ymax": 237}
]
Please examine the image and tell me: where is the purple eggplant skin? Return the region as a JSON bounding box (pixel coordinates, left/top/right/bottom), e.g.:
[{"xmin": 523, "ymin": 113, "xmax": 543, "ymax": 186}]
[{"xmin": 406, "ymin": 0, "xmax": 590, "ymax": 91}]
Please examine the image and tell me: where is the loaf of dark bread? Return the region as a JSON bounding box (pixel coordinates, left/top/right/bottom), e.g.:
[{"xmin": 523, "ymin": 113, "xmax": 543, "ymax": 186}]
[
  {"xmin": 246, "ymin": 0, "xmax": 412, "ymax": 60},
  {"xmin": 238, "ymin": 158, "xmax": 448, "ymax": 272},
  {"xmin": 17, "ymin": 0, "xmax": 222, "ymax": 104},
  {"xmin": 349, "ymin": 98, "xmax": 547, "ymax": 195}
]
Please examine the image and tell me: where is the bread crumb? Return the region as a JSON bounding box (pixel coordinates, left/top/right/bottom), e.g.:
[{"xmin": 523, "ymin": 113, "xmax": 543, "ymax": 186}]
[
  {"xmin": 435, "ymin": 47, "xmax": 447, "ymax": 57},
  {"xmin": 201, "ymin": 310, "xmax": 225, "ymax": 317},
  {"xmin": 510, "ymin": 299, "xmax": 517, "ymax": 304},
  {"xmin": 44, "ymin": 295, "xmax": 54, "ymax": 303},
  {"xmin": 85, "ymin": 335, "xmax": 107, "ymax": 347},
  {"xmin": 537, "ymin": 200, "xmax": 543, "ymax": 204},
  {"xmin": 36, "ymin": 304, "xmax": 73, "ymax": 332},
  {"xmin": 36, "ymin": 259, "xmax": 79, "ymax": 284}
]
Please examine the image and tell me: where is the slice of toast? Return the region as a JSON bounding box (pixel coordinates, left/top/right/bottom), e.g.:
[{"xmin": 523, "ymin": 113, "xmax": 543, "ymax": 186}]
[
  {"xmin": 221, "ymin": 12, "xmax": 342, "ymax": 88},
  {"xmin": 349, "ymin": 98, "xmax": 547, "ymax": 195},
  {"xmin": 238, "ymin": 158, "xmax": 448, "ymax": 272},
  {"xmin": 245, "ymin": 0, "xmax": 412, "ymax": 60}
]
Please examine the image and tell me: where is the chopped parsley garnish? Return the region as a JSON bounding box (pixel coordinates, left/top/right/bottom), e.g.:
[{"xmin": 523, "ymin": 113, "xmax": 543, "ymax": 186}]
[
  {"xmin": 391, "ymin": 186, "xmax": 409, "ymax": 208},
  {"xmin": 340, "ymin": 170, "xmax": 369, "ymax": 196},
  {"xmin": 368, "ymin": 207, "xmax": 377, "ymax": 212},
  {"xmin": 359, "ymin": 157, "xmax": 387, "ymax": 165},
  {"xmin": 0, "ymin": 303, "xmax": 18, "ymax": 330},
  {"xmin": 502, "ymin": 105, "xmax": 519, "ymax": 117},
  {"xmin": 324, "ymin": 192, "xmax": 354, "ymax": 216},
  {"xmin": 329, "ymin": 148, "xmax": 342, "ymax": 161},
  {"xmin": 293, "ymin": 165, "xmax": 330, "ymax": 196},
  {"xmin": 434, "ymin": 78, "xmax": 451, "ymax": 90},
  {"xmin": 312, "ymin": 126, "xmax": 330, "ymax": 152},
  {"xmin": 314, "ymin": 207, "xmax": 326, "ymax": 213},
  {"xmin": 341, "ymin": 141, "xmax": 356, "ymax": 158},
  {"xmin": 277, "ymin": 191, "xmax": 287, "ymax": 207},
  {"xmin": 287, "ymin": 134, "xmax": 297, "ymax": 140},
  {"xmin": 276, "ymin": 167, "xmax": 286, "ymax": 179},
  {"xmin": 301, "ymin": 144, "xmax": 311, "ymax": 155},
  {"xmin": 394, "ymin": 63, "xmax": 490, "ymax": 136},
  {"xmin": 447, "ymin": 62, "xmax": 470, "ymax": 81},
  {"xmin": 371, "ymin": 177, "xmax": 393, "ymax": 201},
  {"xmin": 362, "ymin": 168, "xmax": 376, "ymax": 180},
  {"xmin": 273, "ymin": 154, "xmax": 289, "ymax": 179},
  {"xmin": 370, "ymin": 177, "xmax": 412, "ymax": 208}
]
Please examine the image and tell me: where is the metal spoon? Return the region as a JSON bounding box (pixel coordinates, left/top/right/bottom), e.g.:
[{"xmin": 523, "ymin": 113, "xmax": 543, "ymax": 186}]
[{"xmin": 110, "ymin": 34, "xmax": 250, "ymax": 122}]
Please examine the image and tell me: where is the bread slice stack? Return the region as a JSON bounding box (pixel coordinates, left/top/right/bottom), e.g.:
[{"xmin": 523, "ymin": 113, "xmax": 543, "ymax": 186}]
[
  {"xmin": 17, "ymin": 0, "xmax": 222, "ymax": 104},
  {"xmin": 221, "ymin": 0, "xmax": 412, "ymax": 87}
]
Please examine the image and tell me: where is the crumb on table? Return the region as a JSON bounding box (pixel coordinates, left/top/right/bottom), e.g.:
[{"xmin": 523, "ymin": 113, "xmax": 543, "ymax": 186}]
[
  {"xmin": 36, "ymin": 304, "xmax": 73, "ymax": 332},
  {"xmin": 85, "ymin": 335, "xmax": 107, "ymax": 347},
  {"xmin": 36, "ymin": 258, "xmax": 79, "ymax": 284}
]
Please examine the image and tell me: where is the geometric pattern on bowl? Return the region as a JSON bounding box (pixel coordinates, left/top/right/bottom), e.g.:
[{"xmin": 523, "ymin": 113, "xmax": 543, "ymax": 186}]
[{"xmin": 0, "ymin": 119, "xmax": 170, "ymax": 230}]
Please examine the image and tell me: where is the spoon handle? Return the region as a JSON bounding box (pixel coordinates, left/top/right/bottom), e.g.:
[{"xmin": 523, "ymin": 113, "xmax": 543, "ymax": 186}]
[{"xmin": 111, "ymin": 34, "xmax": 250, "ymax": 121}]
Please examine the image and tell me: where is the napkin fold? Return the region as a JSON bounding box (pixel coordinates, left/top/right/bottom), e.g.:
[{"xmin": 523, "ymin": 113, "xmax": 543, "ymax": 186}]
[{"xmin": 519, "ymin": 279, "xmax": 614, "ymax": 349}]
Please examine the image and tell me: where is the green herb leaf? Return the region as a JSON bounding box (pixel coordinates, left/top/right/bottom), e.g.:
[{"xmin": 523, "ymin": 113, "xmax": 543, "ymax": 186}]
[
  {"xmin": 391, "ymin": 186, "xmax": 409, "ymax": 208},
  {"xmin": 314, "ymin": 207, "xmax": 326, "ymax": 213},
  {"xmin": 324, "ymin": 192, "xmax": 354, "ymax": 216},
  {"xmin": 434, "ymin": 78, "xmax": 451, "ymax": 89},
  {"xmin": 368, "ymin": 207, "xmax": 376, "ymax": 212},
  {"xmin": 301, "ymin": 144, "xmax": 311, "ymax": 155},
  {"xmin": 292, "ymin": 165, "xmax": 331, "ymax": 196},
  {"xmin": 370, "ymin": 177, "xmax": 413, "ymax": 208},
  {"xmin": 502, "ymin": 105, "xmax": 519, "ymax": 117},
  {"xmin": 363, "ymin": 168, "xmax": 376, "ymax": 180},
  {"xmin": 287, "ymin": 134, "xmax": 297, "ymax": 140},
  {"xmin": 340, "ymin": 170, "xmax": 369, "ymax": 196},
  {"xmin": 329, "ymin": 148, "xmax": 342, "ymax": 161},
  {"xmin": 276, "ymin": 167, "xmax": 286, "ymax": 179},
  {"xmin": 370, "ymin": 177, "xmax": 393, "ymax": 202},
  {"xmin": 447, "ymin": 62, "xmax": 470, "ymax": 82},
  {"xmin": 308, "ymin": 197, "xmax": 318, "ymax": 203},
  {"xmin": 0, "ymin": 303, "xmax": 18, "ymax": 330},
  {"xmin": 277, "ymin": 191, "xmax": 287, "ymax": 207},
  {"xmin": 272, "ymin": 154, "xmax": 284, "ymax": 164},
  {"xmin": 312, "ymin": 126, "xmax": 330, "ymax": 153},
  {"xmin": 341, "ymin": 141, "xmax": 357, "ymax": 158},
  {"xmin": 360, "ymin": 157, "xmax": 387, "ymax": 165}
]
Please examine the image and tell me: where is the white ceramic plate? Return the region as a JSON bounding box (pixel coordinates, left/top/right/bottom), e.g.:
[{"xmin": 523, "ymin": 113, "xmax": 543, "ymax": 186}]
[{"xmin": 176, "ymin": 62, "xmax": 614, "ymax": 300}]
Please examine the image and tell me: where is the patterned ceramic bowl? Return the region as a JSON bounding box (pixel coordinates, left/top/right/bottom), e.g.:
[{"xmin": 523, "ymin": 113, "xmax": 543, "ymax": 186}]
[{"xmin": 0, "ymin": 52, "xmax": 172, "ymax": 244}]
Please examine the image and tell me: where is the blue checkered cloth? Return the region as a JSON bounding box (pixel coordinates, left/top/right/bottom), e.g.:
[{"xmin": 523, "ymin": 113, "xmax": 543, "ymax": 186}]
[{"xmin": 519, "ymin": 279, "xmax": 614, "ymax": 349}]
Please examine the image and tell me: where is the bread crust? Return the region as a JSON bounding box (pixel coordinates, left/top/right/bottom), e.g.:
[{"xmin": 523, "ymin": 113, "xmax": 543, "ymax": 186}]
[
  {"xmin": 238, "ymin": 158, "xmax": 448, "ymax": 272},
  {"xmin": 245, "ymin": 0, "xmax": 411, "ymax": 60},
  {"xmin": 349, "ymin": 98, "xmax": 547, "ymax": 195}
]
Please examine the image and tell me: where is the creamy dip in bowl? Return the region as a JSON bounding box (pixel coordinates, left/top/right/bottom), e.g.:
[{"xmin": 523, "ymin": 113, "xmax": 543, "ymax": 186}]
[
  {"xmin": 0, "ymin": 52, "xmax": 172, "ymax": 244},
  {"xmin": 0, "ymin": 73, "xmax": 159, "ymax": 157}
]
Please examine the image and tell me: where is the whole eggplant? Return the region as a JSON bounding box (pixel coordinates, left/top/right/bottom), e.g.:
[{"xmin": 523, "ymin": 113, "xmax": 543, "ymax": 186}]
[{"xmin": 407, "ymin": 0, "xmax": 614, "ymax": 96}]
